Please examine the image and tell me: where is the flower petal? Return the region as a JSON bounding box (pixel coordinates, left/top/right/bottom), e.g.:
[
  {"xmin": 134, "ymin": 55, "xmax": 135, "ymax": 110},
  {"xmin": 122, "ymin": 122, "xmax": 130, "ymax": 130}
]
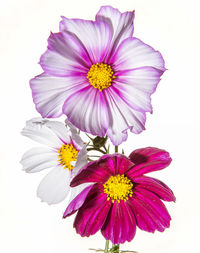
[
  {"xmin": 37, "ymin": 166, "xmax": 71, "ymax": 204},
  {"xmin": 133, "ymin": 176, "xmax": 176, "ymax": 202},
  {"xmin": 73, "ymin": 144, "xmax": 88, "ymax": 175},
  {"xmin": 70, "ymin": 155, "xmax": 114, "ymax": 187},
  {"xmin": 114, "ymin": 67, "xmax": 163, "ymax": 113},
  {"xmin": 101, "ymin": 200, "xmax": 136, "ymax": 244},
  {"xmin": 96, "ymin": 6, "xmax": 135, "ymax": 59},
  {"xmin": 21, "ymin": 118, "xmax": 63, "ymax": 148},
  {"xmin": 104, "ymin": 86, "xmax": 146, "ymax": 145},
  {"xmin": 70, "ymin": 154, "xmax": 133, "ymax": 187},
  {"xmin": 20, "ymin": 147, "xmax": 57, "ymax": 173},
  {"xmin": 60, "ymin": 18, "xmax": 112, "ymax": 64},
  {"xmin": 74, "ymin": 184, "xmax": 111, "ymax": 236},
  {"xmin": 30, "ymin": 73, "xmax": 89, "ymax": 118},
  {"xmin": 63, "ymin": 86, "xmax": 109, "ymax": 137},
  {"xmin": 111, "ymin": 37, "xmax": 165, "ymax": 72},
  {"xmin": 40, "ymin": 32, "xmax": 89, "ymax": 77},
  {"xmin": 127, "ymin": 147, "xmax": 172, "ymax": 178},
  {"xmin": 131, "ymin": 188, "xmax": 171, "ymax": 232},
  {"xmin": 63, "ymin": 184, "xmax": 93, "ymax": 218},
  {"xmin": 65, "ymin": 119, "xmax": 84, "ymax": 148}
]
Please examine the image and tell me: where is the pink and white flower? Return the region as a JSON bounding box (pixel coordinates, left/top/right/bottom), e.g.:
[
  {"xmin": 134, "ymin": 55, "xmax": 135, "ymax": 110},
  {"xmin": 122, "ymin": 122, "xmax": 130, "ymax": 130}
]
[
  {"xmin": 30, "ymin": 5, "xmax": 165, "ymax": 145},
  {"xmin": 20, "ymin": 118, "xmax": 88, "ymax": 205}
]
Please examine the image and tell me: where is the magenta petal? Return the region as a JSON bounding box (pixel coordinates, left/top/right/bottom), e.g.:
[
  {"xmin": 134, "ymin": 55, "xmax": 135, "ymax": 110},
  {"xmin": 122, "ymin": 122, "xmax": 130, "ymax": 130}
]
[
  {"xmin": 101, "ymin": 201, "xmax": 136, "ymax": 244},
  {"xmin": 133, "ymin": 188, "xmax": 171, "ymax": 231},
  {"xmin": 63, "ymin": 185, "xmax": 94, "ymax": 218},
  {"xmin": 70, "ymin": 154, "xmax": 134, "ymax": 187},
  {"xmin": 115, "ymin": 154, "xmax": 134, "ymax": 174},
  {"xmin": 70, "ymin": 155, "xmax": 114, "ymax": 187},
  {"xmin": 127, "ymin": 147, "xmax": 172, "ymax": 178},
  {"xmin": 74, "ymin": 185, "xmax": 111, "ymax": 236},
  {"xmin": 133, "ymin": 176, "xmax": 176, "ymax": 202}
]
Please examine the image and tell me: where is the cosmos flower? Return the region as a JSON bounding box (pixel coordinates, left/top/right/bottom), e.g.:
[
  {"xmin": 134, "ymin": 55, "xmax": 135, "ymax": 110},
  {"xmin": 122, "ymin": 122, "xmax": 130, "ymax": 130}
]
[
  {"xmin": 30, "ymin": 5, "xmax": 166, "ymax": 145},
  {"xmin": 20, "ymin": 118, "xmax": 88, "ymax": 205},
  {"xmin": 63, "ymin": 147, "xmax": 175, "ymax": 244}
]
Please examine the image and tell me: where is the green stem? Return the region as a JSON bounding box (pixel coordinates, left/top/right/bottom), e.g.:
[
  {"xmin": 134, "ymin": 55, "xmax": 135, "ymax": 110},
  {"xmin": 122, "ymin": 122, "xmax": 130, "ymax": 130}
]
[
  {"xmin": 104, "ymin": 240, "xmax": 109, "ymax": 253},
  {"xmin": 87, "ymin": 148, "xmax": 107, "ymax": 154},
  {"xmin": 115, "ymin": 146, "xmax": 118, "ymax": 153},
  {"xmin": 111, "ymin": 244, "xmax": 120, "ymax": 253}
]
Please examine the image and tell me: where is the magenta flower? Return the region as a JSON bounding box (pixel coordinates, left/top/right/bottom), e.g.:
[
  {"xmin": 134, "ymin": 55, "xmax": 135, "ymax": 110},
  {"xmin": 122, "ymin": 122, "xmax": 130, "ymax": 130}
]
[
  {"xmin": 63, "ymin": 147, "xmax": 175, "ymax": 244},
  {"xmin": 30, "ymin": 6, "xmax": 165, "ymax": 145}
]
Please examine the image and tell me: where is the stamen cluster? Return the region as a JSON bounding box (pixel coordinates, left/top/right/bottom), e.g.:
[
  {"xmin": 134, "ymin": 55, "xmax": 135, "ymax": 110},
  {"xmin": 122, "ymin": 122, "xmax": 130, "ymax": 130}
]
[
  {"xmin": 103, "ymin": 174, "xmax": 133, "ymax": 203},
  {"xmin": 87, "ymin": 63, "xmax": 115, "ymax": 91},
  {"xmin": 57, "ymin": 144, "xmax": 78, "ymax": 170}
]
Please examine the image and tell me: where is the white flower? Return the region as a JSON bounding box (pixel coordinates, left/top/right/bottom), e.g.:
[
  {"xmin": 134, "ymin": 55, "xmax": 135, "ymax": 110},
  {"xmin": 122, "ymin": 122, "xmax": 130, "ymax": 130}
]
[{"xmin": 20, "ymin": 117, "xmax": 88, "ymax": 205}]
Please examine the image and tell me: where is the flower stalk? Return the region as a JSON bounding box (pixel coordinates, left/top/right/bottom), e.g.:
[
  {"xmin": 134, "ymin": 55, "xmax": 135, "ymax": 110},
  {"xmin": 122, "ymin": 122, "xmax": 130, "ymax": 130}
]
[{"xmin": 104, "ymin": 240, "xmax": 109, "ymax": 253}]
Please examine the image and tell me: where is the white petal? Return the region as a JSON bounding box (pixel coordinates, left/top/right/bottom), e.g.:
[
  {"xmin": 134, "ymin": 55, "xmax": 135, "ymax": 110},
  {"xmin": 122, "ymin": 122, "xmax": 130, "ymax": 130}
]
[
  {"xmin": 65, "ymin": 119, "xmax": 84, "ymax": 148},
  {"xmin": 37, "ymin": 166, "xmax": 71, "ymax": 205},
  {"xmin": 20, "ymin": 147, "xmax": 58, "ymax": 173},
  {"xmin": 30, "ymin": 73, "xmax": 89, "ymax": 118},
  {"xmin": 73, "ymin": 144, "xmax": 88, "ymax": 176},
  {"xmin": 40, "ymin": 32, "xmax": 89, "ymax": 77},
  {"xmin": 114, "ymin": 67, "xmax": 163, "ymax": 113},
  {"xmin": 96, "ymin": 6, "xmax": 135, "ymax": 58},
  {"xmin": 44, "ymin": 120, "xmax": 71, "ymax": 144},
  {"xmin": 60, "ymin": 18, "xmax": 112, "ymax": 64},
  {"xmin": 21, "ymin": 118, "xmax": 63, "ymax": 148},
  {"xmin": 63, "ymin": 86, "xmax": 109, "ymax": 137},
  {"xmin": 105, "ymin": 87, "xmax": 146, "ymax": 145},
  {"xmin": 111, "ymin": 37, "xmax": 165, "ymax": 72}
]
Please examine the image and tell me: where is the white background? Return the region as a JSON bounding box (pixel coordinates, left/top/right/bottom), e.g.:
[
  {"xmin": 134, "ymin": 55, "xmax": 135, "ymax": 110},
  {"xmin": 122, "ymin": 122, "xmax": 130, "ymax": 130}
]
[{"xmin": 1, "ymin": 0, "xmax": 200, "ymax": 252}]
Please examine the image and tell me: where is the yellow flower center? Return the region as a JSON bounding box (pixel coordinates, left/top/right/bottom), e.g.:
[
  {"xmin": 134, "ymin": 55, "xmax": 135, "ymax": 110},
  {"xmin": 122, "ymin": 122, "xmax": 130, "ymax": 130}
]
[
  {"xmin": 103, "ymin": 174, "xmax": 133, "ymax": 203},
  {"xmin": 87, "ymin": 63, "xmax": 115, "ymax": 91},
  {"xmin": 57, "ymin": 144, "xmax": 78, "ymax": 171}
]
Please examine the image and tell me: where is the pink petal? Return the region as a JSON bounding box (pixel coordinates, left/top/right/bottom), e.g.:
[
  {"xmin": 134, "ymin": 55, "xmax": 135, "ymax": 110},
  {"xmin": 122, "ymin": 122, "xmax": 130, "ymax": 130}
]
[
  {"xmin": 110, "ymin": 37, "xmax": 165, "ymax": 72},
  {"xmin": 101, "ymin": 201, "xmax": 136, "ymax": 244},
  {"xmin": 30, "ymin": 73, "xmax": 88, "ymax": 118},
  {"xmin": 104, "ymin": 86, "xmax": 146, "ymax": 145},
  {"xmin": 63, "ymin": 184, "xmax": 94, "ymax": 218},
  {"xmin": 74, "ymin": 184, "xmax": 111, "ymax": 236},
  {"xmin": 96, "ymin": 6, "xmax": 135, "ymax": 59},
  {"xmin": 133, "ymin": 188, "xmax": 171, "ymax": 232},
  {"xmin": 63, "ymin": 86, "xmax": 109, "ymax": 137},
  {"xmin": 70, "ymin": 154, "xmax": 134, "ymax": 187},
  {"xmin": 40, "ymin": 32, "xmax": 89, "ymax": 77},
  {"xmin": 127, "ymin": 147, "xmax": 172, "ymax": 178},
  {"xmin": 133, "ymin": 176, "xmax": 176, "ymax": 202},
  {"xmin": 113, "ymin": 67, "xmax": 163, "ymax": 113},
  {"xmin": 60, "ymin": 18, "xmax": 112, "ymax": 64},
  {"xmin": 70, "ymin": 155, "xmax": 115, "ymax": 187}
]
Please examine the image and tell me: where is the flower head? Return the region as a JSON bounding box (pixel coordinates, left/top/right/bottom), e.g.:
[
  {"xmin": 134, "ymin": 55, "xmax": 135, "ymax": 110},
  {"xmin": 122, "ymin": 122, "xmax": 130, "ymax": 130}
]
[
  {"xmin": 30, "ymin": 6, "xmax": 165, "ymax": 145},
  {"xmin": 20, "ymin": 118, "xmax": 88, "ymax": 205},
  {"xmin": 63, "ymin": 147, "xmax": 175, "ymax": 244}
]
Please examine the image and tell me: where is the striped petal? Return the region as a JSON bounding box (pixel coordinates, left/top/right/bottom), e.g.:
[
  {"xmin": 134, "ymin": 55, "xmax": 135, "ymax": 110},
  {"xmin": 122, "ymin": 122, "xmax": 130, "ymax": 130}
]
[
  {"xmin": 96, "ymin": 5, "xmax": 134, "ymax": 59},
  {"xmin": 101, "ymin": 200, "xmax": 136, "ymax": 244},
  {"xmin": 127, "ymin": 147, "xmax": 172, "ymax": 178},
  {"xmin": 74, "ymin": 184, "xmax": 111, "ymax": 236}
]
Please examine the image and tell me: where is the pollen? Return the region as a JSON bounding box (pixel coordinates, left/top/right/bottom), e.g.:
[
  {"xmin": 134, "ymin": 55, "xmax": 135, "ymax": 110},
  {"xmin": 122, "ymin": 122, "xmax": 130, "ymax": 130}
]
[
  {"xmin": 57, "ymin": 144, "xmax": 78, "ymax": 171},
  {"xmin": 103, "ymin": 174, "xmax": 133, "ymax": 203},
  {"xmin": 87, "ymin": 63, "xmax": 115, "ymax": 91}
]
